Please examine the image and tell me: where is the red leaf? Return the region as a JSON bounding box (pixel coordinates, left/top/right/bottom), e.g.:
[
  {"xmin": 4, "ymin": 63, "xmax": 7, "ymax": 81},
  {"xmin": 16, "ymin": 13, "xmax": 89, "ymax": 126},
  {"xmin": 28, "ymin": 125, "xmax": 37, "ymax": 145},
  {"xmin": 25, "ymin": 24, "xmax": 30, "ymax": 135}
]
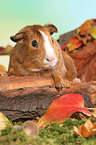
[
  {"xmin": 37, "ymin": 93, "xmax": 91, "ymax": 127},
  {"xmin": 61, "ymin": 42, "xmax": 68, "ymax": 50},
  {"xmin": 67, "ymin": 38, "xmax": 82, "ymax": 52},
  {"xmin": 0, "ymin": 47, "xmax": 5, "ymax": 55}
]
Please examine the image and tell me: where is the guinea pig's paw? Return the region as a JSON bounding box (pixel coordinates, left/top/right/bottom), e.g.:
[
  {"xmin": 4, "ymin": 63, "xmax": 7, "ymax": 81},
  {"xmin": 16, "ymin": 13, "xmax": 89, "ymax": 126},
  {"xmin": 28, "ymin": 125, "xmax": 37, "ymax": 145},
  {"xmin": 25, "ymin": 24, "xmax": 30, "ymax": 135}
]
[
  {"xmin": 55, "ymin": 78, "xmax": 64, "ymax": 91},
  {"xmin": 72, "ymin": 78, "xmax": 81, "ymax": 83}
]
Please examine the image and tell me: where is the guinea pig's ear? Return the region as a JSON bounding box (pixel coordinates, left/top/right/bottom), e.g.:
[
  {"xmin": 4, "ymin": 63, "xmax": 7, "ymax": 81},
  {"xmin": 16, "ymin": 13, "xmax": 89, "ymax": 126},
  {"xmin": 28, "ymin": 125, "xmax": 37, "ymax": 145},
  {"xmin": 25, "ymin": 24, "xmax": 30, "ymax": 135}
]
[
  {"xmin": 10, "ymin": 32, "xmax": 25, "ymax": 42},
  {"xmin": 45, "ymin": 24, "xmax": 58, "ymax": 35}
]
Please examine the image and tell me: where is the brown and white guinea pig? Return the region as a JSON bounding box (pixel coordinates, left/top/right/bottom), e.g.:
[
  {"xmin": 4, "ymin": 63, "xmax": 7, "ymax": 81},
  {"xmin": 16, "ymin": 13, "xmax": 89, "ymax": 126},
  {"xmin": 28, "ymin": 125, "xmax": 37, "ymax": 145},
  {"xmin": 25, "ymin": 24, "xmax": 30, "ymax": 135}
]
[{"xmin": 8, "ymin": 24, "xmax": 78, "ymax": 90}]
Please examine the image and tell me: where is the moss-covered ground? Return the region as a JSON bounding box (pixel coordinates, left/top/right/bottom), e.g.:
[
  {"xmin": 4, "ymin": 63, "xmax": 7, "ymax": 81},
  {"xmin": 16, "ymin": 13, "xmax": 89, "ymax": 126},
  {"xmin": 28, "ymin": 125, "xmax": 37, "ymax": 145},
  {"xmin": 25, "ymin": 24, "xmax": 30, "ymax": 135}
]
[{"xmin": 0, "ymin": 118, "xmax": 96, "ymax": 145}]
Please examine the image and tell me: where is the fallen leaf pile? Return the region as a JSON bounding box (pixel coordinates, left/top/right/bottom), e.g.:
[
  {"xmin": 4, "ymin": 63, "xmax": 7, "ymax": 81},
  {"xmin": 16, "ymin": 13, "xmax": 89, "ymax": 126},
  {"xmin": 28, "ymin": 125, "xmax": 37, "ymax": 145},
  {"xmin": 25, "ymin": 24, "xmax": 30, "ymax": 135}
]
[
  {"xmin": 37, "ymin": 93, "xmax": 91, "ymax": 128},
  {"xmin": 61, "ymin": 19, "xmax": 96, "ymax": 52},
  {"xmin": 74, "ymin": 119, "xmax": 96, "ymax": 137}
]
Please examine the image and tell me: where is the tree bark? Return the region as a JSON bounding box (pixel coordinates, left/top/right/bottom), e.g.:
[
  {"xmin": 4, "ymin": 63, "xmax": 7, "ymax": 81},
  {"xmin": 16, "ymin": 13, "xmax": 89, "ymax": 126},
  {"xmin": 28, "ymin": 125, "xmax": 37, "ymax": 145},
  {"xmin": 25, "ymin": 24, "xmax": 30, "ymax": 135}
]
[
  {"xmin": 0, "ymin": 76, "xmax": 96, "ymax": 121},
  {"xmin": 58, "ymin": 29, "xmax": 96, "ymax": 82}
]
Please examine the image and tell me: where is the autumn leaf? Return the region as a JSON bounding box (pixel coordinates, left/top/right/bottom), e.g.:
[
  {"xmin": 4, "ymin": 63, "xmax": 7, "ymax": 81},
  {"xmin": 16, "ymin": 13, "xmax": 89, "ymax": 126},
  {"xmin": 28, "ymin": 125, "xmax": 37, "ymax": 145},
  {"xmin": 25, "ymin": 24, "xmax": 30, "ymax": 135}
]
[
  {"xmin": 61, "ymin": 42, "xmax": 68, "ymax": 50},
  {"xmin": 0, "ymin": 47, "xmax": 5, "ymax": 55},
  {"xmin": 0, "ymin": 65, "xmax": 8, "ymax": 77},
  {"xmin": 4, "ymin": 45, "xmax": 13, "ymax": 55},
  {"xmin": 37, "ymin": 93, "xmax": 91, "ymax": 128},
  {"xmin": 67, "ymin": 38, "xmax": 82, "ymax": 52},
  {"xmin": 74, "ymin": 119, "xmax": 96, "ymax": 137},
  {"xmin": 0, "ymin": 112, "xmax": 12, "ymax": 130},
  {"xmin": 77, "ymin": 19, "xmax": 94, "ymax": 35},
  {"xmin": 0, "ymin": 64, "xmax": 6, "ymax": 72},
  {"xmin": 87, "ymin": 25, "xmax": 96, "ymax": 39}
]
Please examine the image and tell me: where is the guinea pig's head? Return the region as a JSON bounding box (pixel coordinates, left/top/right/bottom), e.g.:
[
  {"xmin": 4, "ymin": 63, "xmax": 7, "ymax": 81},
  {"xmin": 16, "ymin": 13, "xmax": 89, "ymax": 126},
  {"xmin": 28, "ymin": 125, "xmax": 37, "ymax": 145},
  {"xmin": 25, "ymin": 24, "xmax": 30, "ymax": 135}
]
[{"xmin": 10, "ymin": 24, "xmax": 60, "ymax": 71}]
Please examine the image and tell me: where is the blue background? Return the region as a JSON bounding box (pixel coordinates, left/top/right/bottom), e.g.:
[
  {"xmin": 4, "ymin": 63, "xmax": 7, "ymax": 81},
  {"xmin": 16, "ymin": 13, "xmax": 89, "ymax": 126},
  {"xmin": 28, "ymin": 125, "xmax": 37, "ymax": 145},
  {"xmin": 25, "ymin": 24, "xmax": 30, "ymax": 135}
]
[{"xmin": 0, "ymin": 0, "xmax": 96, "ymax": 46}]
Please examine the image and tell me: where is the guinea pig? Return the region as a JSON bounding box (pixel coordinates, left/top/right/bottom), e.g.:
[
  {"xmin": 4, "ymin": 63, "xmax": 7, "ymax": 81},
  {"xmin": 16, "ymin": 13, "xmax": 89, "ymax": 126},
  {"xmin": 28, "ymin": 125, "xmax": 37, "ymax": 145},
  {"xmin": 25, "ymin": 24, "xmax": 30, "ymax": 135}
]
[{"xmin": 8, "ymin": 24, "xmax": 77, "ymax": 90}]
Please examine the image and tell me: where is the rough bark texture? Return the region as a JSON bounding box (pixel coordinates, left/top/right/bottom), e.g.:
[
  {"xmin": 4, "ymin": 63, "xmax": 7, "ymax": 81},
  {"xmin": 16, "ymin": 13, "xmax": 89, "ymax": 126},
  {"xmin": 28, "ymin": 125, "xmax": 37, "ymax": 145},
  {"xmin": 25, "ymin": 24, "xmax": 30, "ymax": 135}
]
[
  {"xmin": 58, "ymin": 29, "xmax": 77, "ymax": 46},
  {"xmin": 67, "ymin": 40, "xmax": 96, "ymax": 82},
  {"xmin": 0, "ymin": 76, "xmax": 96, "ymax": 121}
]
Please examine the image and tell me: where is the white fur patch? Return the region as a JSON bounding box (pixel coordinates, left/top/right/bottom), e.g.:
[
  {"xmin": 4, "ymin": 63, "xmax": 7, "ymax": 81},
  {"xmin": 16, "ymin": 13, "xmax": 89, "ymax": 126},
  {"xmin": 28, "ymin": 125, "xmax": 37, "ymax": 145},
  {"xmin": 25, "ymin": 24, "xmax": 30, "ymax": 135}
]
[
  {"xmin": 30, "ymin": 69, "xmax": 42, "ymax": 72},
  {"xmin": 39, "ymin": 30, "xmax": 58, "ymax": 67}
]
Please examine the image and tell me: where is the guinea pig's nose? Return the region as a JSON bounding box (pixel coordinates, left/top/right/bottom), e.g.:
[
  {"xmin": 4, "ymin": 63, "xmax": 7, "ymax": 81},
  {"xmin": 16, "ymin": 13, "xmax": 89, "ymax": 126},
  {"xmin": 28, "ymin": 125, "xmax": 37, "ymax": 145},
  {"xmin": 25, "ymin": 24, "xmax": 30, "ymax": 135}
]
[{"xmin": 46, "ymin": 56, "xmax": 55, "ymax": 62}]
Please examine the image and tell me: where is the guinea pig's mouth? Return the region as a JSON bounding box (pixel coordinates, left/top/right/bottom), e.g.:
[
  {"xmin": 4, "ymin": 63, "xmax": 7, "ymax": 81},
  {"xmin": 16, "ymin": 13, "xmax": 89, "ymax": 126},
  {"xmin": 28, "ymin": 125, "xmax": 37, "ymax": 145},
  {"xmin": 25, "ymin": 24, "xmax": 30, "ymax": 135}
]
[
  {"xmin": 43, "ymin": 57, "xmax": 58, "ymax": 68},
  {"xmin": 44, "ymin": 64, "xmax": 56, "ymax": 69},
  {"xmin": 43, "ymin": 65, "xmax": 56, "ymax": 70},
  {"xmin": 43, "ymin": 62, "xmax": 56, "ymax": 70}
]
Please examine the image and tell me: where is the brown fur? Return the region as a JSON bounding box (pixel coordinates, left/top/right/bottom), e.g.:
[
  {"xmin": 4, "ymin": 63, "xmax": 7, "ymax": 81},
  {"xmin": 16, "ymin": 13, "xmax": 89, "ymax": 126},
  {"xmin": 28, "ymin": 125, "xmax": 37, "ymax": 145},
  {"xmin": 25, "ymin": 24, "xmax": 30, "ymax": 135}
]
[{"xmin": 8, "ymin": 24, "xmax": 77, "ymax": 90}]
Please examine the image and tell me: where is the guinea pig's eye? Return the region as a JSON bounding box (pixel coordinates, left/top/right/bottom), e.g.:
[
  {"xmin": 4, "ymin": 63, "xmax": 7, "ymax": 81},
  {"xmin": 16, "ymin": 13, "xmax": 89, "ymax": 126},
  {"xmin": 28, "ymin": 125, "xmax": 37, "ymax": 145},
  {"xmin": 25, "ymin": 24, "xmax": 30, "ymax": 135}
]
[
  {"xmin": 32, "ymin": 40, "xmax": 38, "ymax": 48},
  {"xmin": 52, "ymin": 39, "xmax": 54, "ymax": 44}
]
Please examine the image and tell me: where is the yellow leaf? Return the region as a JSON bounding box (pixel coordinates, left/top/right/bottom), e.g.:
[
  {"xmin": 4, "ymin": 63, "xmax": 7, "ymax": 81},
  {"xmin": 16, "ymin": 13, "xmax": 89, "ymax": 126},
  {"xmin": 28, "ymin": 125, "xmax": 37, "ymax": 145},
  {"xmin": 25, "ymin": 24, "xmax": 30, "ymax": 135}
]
[
  {"xmin": 74, "ymin": 119, "xmax": 96, "ymax": 138},
  {"xmin": 0, "ymin": 112, "xmax": 12, "ymax": 130},
  {"xmin": 0, "ymin": 64, "xmax": 6, "ymax": 72},
  {"xmin": 84, "ymin": 119, "xmax": 93, "ymax": 132}
]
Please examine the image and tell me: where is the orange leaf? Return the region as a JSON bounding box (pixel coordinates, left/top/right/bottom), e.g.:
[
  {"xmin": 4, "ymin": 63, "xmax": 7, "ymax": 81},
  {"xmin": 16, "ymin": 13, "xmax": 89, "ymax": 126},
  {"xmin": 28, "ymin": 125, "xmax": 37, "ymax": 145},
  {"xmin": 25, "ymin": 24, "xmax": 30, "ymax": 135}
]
[
  {"xmin": 67, "ymin": 38, "xmax": 82, "ymax": 52},
  {"xmin": 74, "ymin": 119, "xmax": 96, "ymax": 137},
  {"xmin": 77, "ymin": 19, "xmax": 94, "ymax": 34},
  {"xmin": 79, "ymin": 124, "xmax": 90, "ymax": 137},
  {"xmin": 0, "ymin": 64, "xmax": 6, "ymax": 72},
  {"xmin": 37, "ymin": 93, "xmax": 91, "ymax": 128}
]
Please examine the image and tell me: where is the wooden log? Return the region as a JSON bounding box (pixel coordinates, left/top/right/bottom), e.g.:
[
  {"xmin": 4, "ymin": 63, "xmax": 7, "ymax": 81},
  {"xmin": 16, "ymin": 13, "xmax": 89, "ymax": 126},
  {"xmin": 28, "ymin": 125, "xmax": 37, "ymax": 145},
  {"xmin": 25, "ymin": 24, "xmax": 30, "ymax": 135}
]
[{"xmin": 0, "ymin": 76, "xmax": 96, "ymax": 121}]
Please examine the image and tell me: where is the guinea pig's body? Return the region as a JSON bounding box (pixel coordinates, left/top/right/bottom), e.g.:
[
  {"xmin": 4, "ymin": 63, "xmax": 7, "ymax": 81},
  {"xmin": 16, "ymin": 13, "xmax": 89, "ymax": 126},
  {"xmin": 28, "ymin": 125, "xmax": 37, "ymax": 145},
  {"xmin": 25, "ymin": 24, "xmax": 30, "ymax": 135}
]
[{"xmin": 8, "ymin": 24, "xmax": 77, "ymax": 90}]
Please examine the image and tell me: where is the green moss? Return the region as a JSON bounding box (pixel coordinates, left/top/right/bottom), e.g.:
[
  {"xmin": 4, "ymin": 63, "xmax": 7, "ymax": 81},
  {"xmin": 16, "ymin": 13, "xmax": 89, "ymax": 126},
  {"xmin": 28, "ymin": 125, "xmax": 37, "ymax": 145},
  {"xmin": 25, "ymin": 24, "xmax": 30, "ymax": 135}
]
[{"xmin": 0, "ymin": 118, "xmax": 96, "ymax": 145}]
